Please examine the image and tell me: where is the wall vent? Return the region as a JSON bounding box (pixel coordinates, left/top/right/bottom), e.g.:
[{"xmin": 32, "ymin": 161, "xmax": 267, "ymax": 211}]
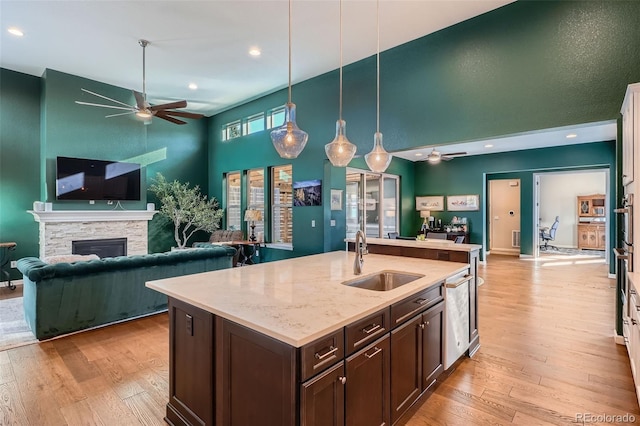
[{"xmin": 512, "ymin": 230, "xmax": 521, "ymax": 248}]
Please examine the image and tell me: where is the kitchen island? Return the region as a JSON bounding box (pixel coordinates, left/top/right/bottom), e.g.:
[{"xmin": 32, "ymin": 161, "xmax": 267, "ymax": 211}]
[{"xmin": 147, "ymin": 250, "xmax": 476, "ymax": 426}]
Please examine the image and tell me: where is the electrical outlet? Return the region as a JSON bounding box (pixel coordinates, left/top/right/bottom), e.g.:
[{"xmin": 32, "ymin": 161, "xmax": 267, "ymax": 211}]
[
  {"xmin": 89, "ymin": 200, "xmax": 95, "ymax": 205},
  {"xmin": 311, "ymin": 220, "xmax": 316, "ymax": 227},
  {"xmin": 10, "ymin": 261, "xmax": 17, "ymax": 268},
  {"xmin": 330, "ymin": 220, "xmax": 336, "ymax": 227}
]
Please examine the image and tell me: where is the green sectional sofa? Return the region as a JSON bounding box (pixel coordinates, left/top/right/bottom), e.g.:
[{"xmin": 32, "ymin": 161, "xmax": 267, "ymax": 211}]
[{"xmin": 17, "ymin": 246, "xmax": 235, "ymax": 340}]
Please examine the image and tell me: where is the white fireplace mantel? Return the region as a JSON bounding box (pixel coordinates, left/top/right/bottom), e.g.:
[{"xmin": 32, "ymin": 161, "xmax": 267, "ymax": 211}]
[{"xmin": 28, "ymin": 210, "xmax": 157, "ymax": 223}]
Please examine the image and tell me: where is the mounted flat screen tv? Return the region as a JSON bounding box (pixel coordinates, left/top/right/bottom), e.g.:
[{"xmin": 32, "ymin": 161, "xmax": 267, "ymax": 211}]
[{"xmin": 56, "ymin": 156, "xmax": 141, "ymax": 201}]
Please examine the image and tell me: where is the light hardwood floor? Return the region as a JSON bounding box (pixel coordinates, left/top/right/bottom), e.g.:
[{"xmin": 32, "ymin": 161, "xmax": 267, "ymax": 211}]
[{"xmin": 0, "ymin": 253, "xmax": 637, "ymax": 425}]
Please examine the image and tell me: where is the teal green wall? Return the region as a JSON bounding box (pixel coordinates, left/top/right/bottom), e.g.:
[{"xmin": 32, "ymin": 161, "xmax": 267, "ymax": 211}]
[
  {"xmin": 0, "ymin": 68, "xmax": 210, "ymax": 270},
  {"xmin": 0, "ymin": 69, "xmax": 41, "ymax": 279},
  {"xmin": 414, "ymin": 141, "xmax": 616, "ymax": 260},
  {"xmin": 209, "ymin": 0, "xmax": 637, "ymax": 260}
]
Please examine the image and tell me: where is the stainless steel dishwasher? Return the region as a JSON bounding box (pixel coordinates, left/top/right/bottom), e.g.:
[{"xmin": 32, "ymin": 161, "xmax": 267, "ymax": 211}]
[{"xmin": 444, "ymin": 270, "xmax": 473, "ymax": 369}]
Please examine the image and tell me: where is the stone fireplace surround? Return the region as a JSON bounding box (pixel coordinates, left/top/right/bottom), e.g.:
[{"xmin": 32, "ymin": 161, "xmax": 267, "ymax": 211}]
[{"xmin": 28, "ymin": 210, "xmax": 157, "ymax": 259}]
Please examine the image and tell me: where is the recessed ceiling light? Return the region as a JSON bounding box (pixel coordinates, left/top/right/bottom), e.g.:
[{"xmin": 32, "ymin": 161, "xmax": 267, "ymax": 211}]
[
  {"xmin": 249, "ymin": 47, "xmax": 261, "ymax": 57},
  {"xmin": 566, "ymin": 133, "xmax": 577, "ymax": 139},
  {"xmin": 484, "ymin": 144, "xmax": 494, "ymax": 148},
  {"xmin": 415, "ymin": 153, "xmax": 423, "ymax": 157},
  {"xmin": 188, "ymin": 83, "xmax": 198, "ymax": 90},
  {"xmin": 8, "ymin": 27, "xmax": 24, "ymax": 37}
]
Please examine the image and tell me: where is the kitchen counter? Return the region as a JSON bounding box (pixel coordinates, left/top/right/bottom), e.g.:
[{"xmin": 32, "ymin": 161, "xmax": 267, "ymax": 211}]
[
  {"xmin": 146, "ymin": 250, "xmax": 467, "ymax": 347},
  {"xmin": 347, "ymin": 236, "xmax": 482, "ymax": 252}
]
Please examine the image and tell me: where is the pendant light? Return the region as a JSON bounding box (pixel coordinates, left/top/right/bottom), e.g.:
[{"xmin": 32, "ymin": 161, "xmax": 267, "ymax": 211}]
[
  {"xmin": 271, "ymin": 0, "xmax": 308, "ymax": 159},
  {"xmin": 364, "ymin": 0, "xmax": 392, "ymax": 173},
  {"xmin": 324, "ymin": 0, "xmax": 357, "ymax": 167}
]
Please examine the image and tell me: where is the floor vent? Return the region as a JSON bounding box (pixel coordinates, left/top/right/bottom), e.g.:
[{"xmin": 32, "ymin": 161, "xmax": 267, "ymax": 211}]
[{"xmin": 512, "ymin": 230, "xmax": 521, "ymax": 248}]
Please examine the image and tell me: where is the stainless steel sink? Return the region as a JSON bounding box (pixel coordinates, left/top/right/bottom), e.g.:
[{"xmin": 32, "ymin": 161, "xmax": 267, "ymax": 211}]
[{"xmin": 342, "ymin": 270, "xmax": 425, "ymax": 291}]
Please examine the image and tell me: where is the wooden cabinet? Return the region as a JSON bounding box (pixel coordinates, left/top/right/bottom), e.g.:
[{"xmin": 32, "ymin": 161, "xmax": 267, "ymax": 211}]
[
  {"xmin": 166, "ymin": 298, "xmax": 215, "ymax": 426},
  {"xmin": 577, "ymin": 223, "xmax": 606, "ymax": 250},
  {"xmin": 422, "ymin": 302, "xmax": 445, "ymax": 388},
  {"xmin": 621, "ymin": 83, "xmax": 640, "ymax": 187},
  {"xmin": 215, "ymin": 317, "xmax": 297, "ymax": 426},
  {"xmin": 345, "ymin": 335, "xmax": 390, "ymax": 426},
  {"xmin": 390, "ymin": 301, "xmax": 444, "ymax": 425},
  {"xmin": 577, "ymin": 194, "xmax": 606, "ymax": 217},
  {"xmin": 165, "ymin": 274, "xmax": 456, "ymax": 426},
  {"xmin": 301, "ymin": 362, "xmax": 346, "ymax": 426}
]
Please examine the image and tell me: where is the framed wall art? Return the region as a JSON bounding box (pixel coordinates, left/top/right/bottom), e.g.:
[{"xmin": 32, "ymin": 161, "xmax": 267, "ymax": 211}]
[
  {"xmin": 447, "ymin": 194, "xmax": 479, "ymax": 211},
  {"xmin": 415, "ymin": 196, "xmax": 444, "ymax": 211},
  {"xmin": 293, "ymin": 179, "xmax": 322, "ymax": 206},
  {"xmin": 330, "ymin": 189, "xmax": 343, "ymax": 210}
]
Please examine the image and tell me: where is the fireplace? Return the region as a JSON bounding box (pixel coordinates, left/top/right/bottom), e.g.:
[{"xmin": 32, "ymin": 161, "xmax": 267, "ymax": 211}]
[
  {"xmin": 28, "ymin": 210, "xmax": 156, "ymax": 258},
  {"xmin": 72, "ymin": 238, "xmax": 127, "ymax": 258}
]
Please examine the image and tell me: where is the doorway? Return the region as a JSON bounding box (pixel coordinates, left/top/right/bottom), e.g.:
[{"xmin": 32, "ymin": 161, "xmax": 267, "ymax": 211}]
[
  {"xmin": 488, "ymin": 179, "xmax": 521, "ymax": 255},
  {"xmin": 533, "ymin": 169, "xmax": 609, "ymax": 261}
]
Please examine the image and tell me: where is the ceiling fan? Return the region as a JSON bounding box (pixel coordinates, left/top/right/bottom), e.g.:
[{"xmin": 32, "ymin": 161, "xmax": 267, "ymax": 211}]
[
  {"xmin": 425, "ymin": 148, "xmax": 467, "ymax": 164},
  {"xmin": 75, "ymin": 39, "xmax": 204, "ymax": 125}
]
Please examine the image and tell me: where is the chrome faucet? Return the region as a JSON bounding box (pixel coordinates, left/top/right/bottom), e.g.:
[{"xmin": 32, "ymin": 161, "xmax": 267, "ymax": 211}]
[{"xmin": 354, "ymin": 230, "xmax": 368, "ymax": 275}]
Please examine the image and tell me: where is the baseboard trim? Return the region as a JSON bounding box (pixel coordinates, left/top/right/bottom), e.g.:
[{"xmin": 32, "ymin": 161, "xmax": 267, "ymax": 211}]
[
  {"xmin": 614, "ymin": 332, "xmax": 626, "ymax": 346},
  {"xmin": 608, "ymin": 273, "xmax": 616, "ymax": 279}
]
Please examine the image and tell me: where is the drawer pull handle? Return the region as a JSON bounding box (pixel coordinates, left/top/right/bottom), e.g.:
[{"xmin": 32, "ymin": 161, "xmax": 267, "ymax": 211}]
[
  {"xmin": 365, "ymin": 347, "xmax": 383, "ymax": 359},
  {"xmin": 315, "ymin": 345, "xmax": 338, "ymax": 360},
  {"xmin": 338, "ymin": 376, "xmax": 347, "ymax": 385},
  {"xmin": 416, "ymin": 298, "xmax": 430, "ymax": 305},
  {"xmin": 631, "ymin": 289, "xmax": 637, "ymax": 295},
  {"xmin": 633, "ymin": 319, "xmax": 638, "ymax": 326},
  {"xmin": 362, "ymin": 324, "xmax": 381, "ymax": 334}
]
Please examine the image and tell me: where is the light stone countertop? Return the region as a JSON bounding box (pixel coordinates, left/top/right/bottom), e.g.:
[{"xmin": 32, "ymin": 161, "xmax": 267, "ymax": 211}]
[
  {"xmin": 346, "ymin": 237, "xmax": 482, "ymax": 252},
  {"xmin": 146, "ymin": 250, "xmax": 468, "ymax": 347}
]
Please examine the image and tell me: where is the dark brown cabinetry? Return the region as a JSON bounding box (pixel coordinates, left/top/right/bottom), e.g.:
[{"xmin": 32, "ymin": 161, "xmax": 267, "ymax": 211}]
[
  {"xmin": 215, "ymin": 317, "xmax": 297, "ymax": 426},
  {"xmin": 166, "ymin": 298, "xmax": 215, "ymax": 426},
  {"xmin": 165, "ymin": 279, "xmax": 452, "ymax": 426},
  {"xmin": 363, "ymin": 242, "xmax": 480, "ymax": 357},
  {"xmin": 390, "ymin": 301, "xmax": 444, "ymax": 425},
  {"xmin": 345, "ymin": 335, "xmax": 390, "ymax": 426},
  {"xmin": 301, "ymin": 362, "xmax": 345, "ymax": 426}
]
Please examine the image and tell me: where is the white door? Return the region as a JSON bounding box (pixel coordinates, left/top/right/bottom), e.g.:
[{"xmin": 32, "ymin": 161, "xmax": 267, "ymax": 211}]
[{"xmin": 489, "ymin": 179, "xmax": 521, "ymax": 255}]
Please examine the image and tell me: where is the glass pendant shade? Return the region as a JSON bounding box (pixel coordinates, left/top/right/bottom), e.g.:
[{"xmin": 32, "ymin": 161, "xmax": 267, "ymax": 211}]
[
  {"xmin": 365, "ymin": 131, "xmax": 392, "ymax": 173},
  {"xmin": 325, "ymin": 119, "xmax": 356, "ymax": 167},
  {"xmin": 270, "ymin": 102, "xmax": 308, "ymax": 159}
]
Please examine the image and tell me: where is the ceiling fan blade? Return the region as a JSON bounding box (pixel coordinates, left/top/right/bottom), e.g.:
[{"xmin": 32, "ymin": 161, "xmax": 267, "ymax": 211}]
[
  {"xmin": 155, "ymin": 113, "xmax": 187, "ymax": 125},
  {"xmin": 133, "ymin": 90, "xmax": 146, "ymax": 109},
  {"xmin": 105, "ymin": 111, "xmax": 136, "ymax": 118},
  {"xmin": 80, "ymin": 88, "xmax": 134, "ymax": 109},
  {"xmin": 160, "ymin": 110, "xmax": 204, "ymax": 119},
  {"xmin": 150, "ymin": 100, "xmax": 188, "ymax": 111},
  {"xmin": 75, "ymin": 101, "xmax": 135, "ymax": 112},
  {"xmin": 442, "ymin": 151, "xmax": 467, "ymax": 156}
]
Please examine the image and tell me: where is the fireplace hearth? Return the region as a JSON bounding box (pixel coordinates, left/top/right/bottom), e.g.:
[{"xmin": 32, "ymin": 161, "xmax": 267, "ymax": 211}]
[{"xmin": 72, "ymin": 238, "xmax": 127, "ymax": 258}]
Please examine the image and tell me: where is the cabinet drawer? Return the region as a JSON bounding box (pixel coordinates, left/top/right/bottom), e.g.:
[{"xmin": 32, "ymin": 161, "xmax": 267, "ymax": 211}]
[
  {"xmin": 345, "ymin": 308, "xmax": 391, "ymax": 355},
  {"xmin": 301, "ymin": 329, "xmax": 345, "ymax": 381},
  {"xmin": 391, "ymin": 283, "xmax": 443, "ymax": 326}
]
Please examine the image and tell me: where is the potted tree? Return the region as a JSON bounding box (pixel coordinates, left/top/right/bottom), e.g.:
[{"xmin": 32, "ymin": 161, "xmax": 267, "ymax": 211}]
[{"xmin": 149, "ymin": 173, "xmax": 224, "ymax": 249}]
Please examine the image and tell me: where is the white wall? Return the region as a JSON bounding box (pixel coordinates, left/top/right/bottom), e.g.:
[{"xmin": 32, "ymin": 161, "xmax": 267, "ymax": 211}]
[{"xmin": 539, "ymin": 171, "xmax": 606, "ymax": 248}]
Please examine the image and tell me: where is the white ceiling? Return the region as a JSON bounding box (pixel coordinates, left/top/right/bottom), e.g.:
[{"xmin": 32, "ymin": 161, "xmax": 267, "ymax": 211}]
[
  {"xmin": 393, "ymin": 120, "xmax": 618, "ymax": 162},
  {"xmin": 1, "ymin": 0, "xmax": 616, "ymax": 158},
  {"xmin": 1, "ymin": 0, "xmax": 514, "ymax": 117}
]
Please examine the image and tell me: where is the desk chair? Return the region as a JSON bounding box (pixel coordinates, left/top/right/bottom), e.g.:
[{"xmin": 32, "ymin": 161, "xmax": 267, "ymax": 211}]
[{"xmin": 540, "ymin": 216, "xmax": 560, "ymax": 251}]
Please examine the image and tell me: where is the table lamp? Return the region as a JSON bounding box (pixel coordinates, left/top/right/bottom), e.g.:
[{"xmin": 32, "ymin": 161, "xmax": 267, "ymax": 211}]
[{"xmin": 244, "ymin": 209, "xmax": 263, "ymax": 242}]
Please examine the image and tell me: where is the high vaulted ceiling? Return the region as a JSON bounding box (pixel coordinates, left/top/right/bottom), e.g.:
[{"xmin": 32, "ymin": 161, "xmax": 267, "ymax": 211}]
[{"xmin": 1, "ymin": 0, "xmax": 514, "ymax": 117}]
